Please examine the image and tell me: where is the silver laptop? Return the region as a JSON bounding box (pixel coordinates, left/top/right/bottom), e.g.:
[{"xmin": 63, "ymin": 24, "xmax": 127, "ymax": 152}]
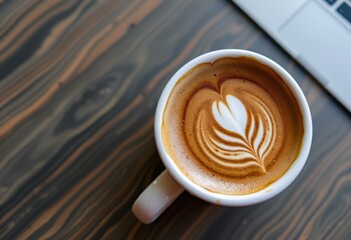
[{"xmin": 232, "ymin": 0, "xmax": 351, "ymax": 112}]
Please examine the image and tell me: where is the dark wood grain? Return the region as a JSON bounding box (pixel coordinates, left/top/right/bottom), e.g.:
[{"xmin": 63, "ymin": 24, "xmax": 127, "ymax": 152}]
[{"xmin": 0, "ymin": 0, "xmax": 350, "ymax": 239}]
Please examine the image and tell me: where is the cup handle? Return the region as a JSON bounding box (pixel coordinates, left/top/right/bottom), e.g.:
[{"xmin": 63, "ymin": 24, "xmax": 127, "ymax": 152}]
[{"xmin": 132, "ymin": 170, "xmax": 184, "ymax": 224}]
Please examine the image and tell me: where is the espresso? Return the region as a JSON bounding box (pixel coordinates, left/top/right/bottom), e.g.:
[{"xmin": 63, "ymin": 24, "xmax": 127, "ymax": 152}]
[{"xmin": 162, "ymin": 57, "xmax": 304, "ymax": 195}]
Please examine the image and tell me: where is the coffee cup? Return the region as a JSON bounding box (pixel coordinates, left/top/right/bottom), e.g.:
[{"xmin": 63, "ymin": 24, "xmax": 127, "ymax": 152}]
[{"xmin": 132, "ymin": 49, "xmax": 312, "ymax": 224}]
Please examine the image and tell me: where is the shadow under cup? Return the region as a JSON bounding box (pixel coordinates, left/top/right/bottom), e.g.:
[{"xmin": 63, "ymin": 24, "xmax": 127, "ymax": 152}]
[{"xmin": 155, "ymin": 49, "xmax": 312, "ymax": 206}]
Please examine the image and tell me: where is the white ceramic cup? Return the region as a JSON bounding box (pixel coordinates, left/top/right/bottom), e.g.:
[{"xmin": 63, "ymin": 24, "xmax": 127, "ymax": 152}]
[{"xmin": 132, "ymin": 49, "xmax": 313, "ymax": 224}]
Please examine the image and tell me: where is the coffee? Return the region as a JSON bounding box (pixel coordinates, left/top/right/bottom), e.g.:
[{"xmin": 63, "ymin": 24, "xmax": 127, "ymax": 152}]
[{"xmin": 162, "ymin": 57, "xmax": 304, "ymax": 195}]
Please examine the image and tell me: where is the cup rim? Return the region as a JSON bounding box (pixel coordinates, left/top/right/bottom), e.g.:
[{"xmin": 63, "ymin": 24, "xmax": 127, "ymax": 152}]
[{"xmin": 154, "ymin": 49, "xmax": 313, "ymax": 206}]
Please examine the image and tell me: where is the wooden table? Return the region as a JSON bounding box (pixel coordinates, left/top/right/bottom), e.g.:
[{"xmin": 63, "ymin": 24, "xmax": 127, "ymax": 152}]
[{"xmin": 1, "ymin": 0, "xmax": 350, "ymax": 239}]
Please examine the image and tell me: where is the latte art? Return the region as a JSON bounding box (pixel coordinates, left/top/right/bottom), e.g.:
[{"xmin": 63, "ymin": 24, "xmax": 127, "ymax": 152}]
[
  {"xmin": 162, "ymin": 57, "xmax": 304, "ymax": 194},
  {"xmin": 195, "ymin": 95, "xmax": 274, "ymax": 174},
  {"xmin": 183, "ymin": 79, "xmax": 281, "ymax": 178}
]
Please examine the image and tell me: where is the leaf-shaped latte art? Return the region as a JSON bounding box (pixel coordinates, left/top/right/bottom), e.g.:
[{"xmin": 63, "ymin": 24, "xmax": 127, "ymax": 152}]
[{"xmin": 197, "ymin": 95, "xmax": 275, "ymax": 172}]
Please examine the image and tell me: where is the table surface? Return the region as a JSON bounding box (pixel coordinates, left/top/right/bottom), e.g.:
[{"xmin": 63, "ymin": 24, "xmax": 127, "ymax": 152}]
[{"xmin": 0, "ymin": 0, "xmax": 350, "ymax": 239}]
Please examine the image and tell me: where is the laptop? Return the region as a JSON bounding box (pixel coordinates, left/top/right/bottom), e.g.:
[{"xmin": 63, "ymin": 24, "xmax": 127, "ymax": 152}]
[{"xmin": 232, "ymin": 0, "xmax": 351, "ymax": 112}]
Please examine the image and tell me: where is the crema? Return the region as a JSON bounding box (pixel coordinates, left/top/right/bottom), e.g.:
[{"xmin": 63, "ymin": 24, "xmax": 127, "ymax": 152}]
[{"xmin": 162, "ymin": 57, "xmax": 304, "ymax": 194}]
